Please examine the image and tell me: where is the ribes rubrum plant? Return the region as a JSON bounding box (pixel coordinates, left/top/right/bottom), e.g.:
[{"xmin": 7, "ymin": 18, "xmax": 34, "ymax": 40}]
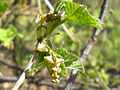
[{"xmin": 29, "ymin": 0, "xmax": 102, "ymax": 84}]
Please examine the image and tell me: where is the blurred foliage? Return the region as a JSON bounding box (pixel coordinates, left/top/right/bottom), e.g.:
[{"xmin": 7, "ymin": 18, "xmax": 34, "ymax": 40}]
[
  {"xmin": 0, "ymin": 0, "xmax": 120, "ymax": 89},
  {"xmin": 0, "ymin": 0, "xmax": 11, "ymax": 14},
  {"xmin": 0, "ymin": 25, "xmax": 23, "ymax": 47}
]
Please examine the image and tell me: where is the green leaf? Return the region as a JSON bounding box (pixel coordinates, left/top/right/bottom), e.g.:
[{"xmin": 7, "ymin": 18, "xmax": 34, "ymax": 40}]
[
  {"xmin": 56, "ymin": 48, "xmax": 84, "ymax": 71},
  {"xmin": 62, "ymin": 1, "xmax": 103, "ymax": 29},
  {"xmin": 0, "ymin": 28, "xmax": 14, "ymax": 47},
  {"xmin": 99, "ymin": 69, "xmax": 109, "ymax": 84},
  {"xmin": 0, "ymin": 25, "xmax": 24, "ymax": 47},
  {"xmin": 59, "ymin": 63, "xmax": 66, "ymax": 76}
]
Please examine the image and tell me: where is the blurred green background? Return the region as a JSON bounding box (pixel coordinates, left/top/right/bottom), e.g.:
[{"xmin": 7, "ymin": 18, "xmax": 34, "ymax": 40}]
[{"xmin": 0, "ymin": 0, "xmax": 120, "ymax": 89}]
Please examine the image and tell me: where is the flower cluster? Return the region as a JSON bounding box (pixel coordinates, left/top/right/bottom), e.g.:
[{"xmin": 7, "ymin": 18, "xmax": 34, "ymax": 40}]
[
  {"xmin": 44, "ymin": 50, "xmax": 64, "ymax": 83},
  {"xmin": 36, "ymin": 40, "xmax": 64, "ymax": 83}
]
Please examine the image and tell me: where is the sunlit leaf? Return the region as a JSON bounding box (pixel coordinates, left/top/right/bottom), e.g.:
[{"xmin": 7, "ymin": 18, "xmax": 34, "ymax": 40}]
[
  {"xmin": 56, "ymin": 48, "xmax": 84, "ymax": 71},
  {"xmin": 62, "ymin": 1, "xmax": 103, "ymax": 29}
]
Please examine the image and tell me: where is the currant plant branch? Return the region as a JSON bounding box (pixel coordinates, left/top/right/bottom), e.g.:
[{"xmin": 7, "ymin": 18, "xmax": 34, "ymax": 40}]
[
  {"xmin": 37, "ymin": 0, "xmax": 42, "ymax": 14},
  {"xmin": 64, "ymin": 0, "xmax": 109, "ymax": 90},
  {"xmin": 12, "ymin": 52, "xmax": 36, "ymax": 90},
  {"xmin": 13, "ymin": 0, "xmax": 103, "ymax": 89}
]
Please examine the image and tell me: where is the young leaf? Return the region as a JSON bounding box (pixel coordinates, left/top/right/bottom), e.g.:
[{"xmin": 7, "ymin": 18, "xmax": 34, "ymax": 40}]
[
  {"xmin": 56, "ymin": 48, "xmax": 84, "ymax": 71},
  {"xmin": 55, "ymin": 0, "xmax": 73, "ymax": 13},
  {"xmin": 62, "ymin": 1, "xmax": 103, "ymax": 29}
]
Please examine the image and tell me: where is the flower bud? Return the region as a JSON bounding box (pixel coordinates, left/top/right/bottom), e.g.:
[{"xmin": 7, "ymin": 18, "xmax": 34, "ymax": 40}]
[
  {"xmin": 54, "ymin": 73, "xmax": 60, "ymax": 79},
  {"xmin": 44, "ymin": 56, "xmax": 54, "ymax": 63},
  {"xmin": 51, "ymin": 67, "xmax": 58, "ymax": 72},
  {"xmin": 55, "ymin": 79, "xmax": 60, "ymax": 83},
  {"xmin": 51, "ymin": 79, "xmax": 56, "ymax": 83},
  {"xmin": 56, "ymin": 63, "xmax": 61, "ymax": 67},
  {"xmin": 51, "ymin": 79, "xmax": 60, "ymax": 83},
  {"xmin": 54, "ymin": 58, "xmax": 64, "ymax": 67},
  {"xmin": 51, "ymin": 74, "xmax": 54, "ymax": 77},
  {"xmin": 52, "ymin": 67, "xmax": 61, "ymax": 73},
  {"xmin": 57, "ymin": 68, "xmax": 61, "ymax": 73},
  {"xmin": 37, "ymin": 42, "xmax": 48, "ymax": 52}
]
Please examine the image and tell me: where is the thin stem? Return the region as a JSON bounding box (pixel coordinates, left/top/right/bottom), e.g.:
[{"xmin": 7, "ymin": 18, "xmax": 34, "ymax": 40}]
[
  {"xmin": 38, "ymin": 0, "xmax": 43, "ymax": 14},
  {"xmin": 12, "ymin": 52, "xmax": 37, "ymax": 90},
  {"xmin": 44, "ymin": 0, "xmax": 54, "ymax": 11},
  {"xmin": 62, "ymin": 24, "xmax": 76, "ymax": 42}
]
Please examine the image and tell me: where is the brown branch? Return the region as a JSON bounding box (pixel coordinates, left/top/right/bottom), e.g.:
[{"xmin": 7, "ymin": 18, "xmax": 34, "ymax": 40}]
[
  {"xmin": 3, "ymin": 14, "xmax": 11, "ymax": 28},
  {"xmin": 0, "ymin": 58, "xmax": 23, "ymax": 72},
  {"xmin": 0, "ymin": 75, "xmax": 100, "ymax": 89},
  {"xmin": 64, "ymin": 70, "xmax": 78, "ymax": 89},
  {"xmin": 61, "ymin": 24, "xmax": 76, "ymax": 42},
  {"xmin": 0, "ymin": 76, "xmax": 18, "ymax": 82},
  {"xmin": 64, "ymin": 0, "xmax": 110, "ymax": 90},
  {"xmin": 0, "ymin": 10, "xmax": 12, "ymax": 25}
]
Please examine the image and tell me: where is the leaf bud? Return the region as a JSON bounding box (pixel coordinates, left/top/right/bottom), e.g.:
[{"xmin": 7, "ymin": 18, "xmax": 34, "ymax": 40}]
[{"xmin": 37, "ymin": 42, "xmax": 48, "ymax": 52}]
